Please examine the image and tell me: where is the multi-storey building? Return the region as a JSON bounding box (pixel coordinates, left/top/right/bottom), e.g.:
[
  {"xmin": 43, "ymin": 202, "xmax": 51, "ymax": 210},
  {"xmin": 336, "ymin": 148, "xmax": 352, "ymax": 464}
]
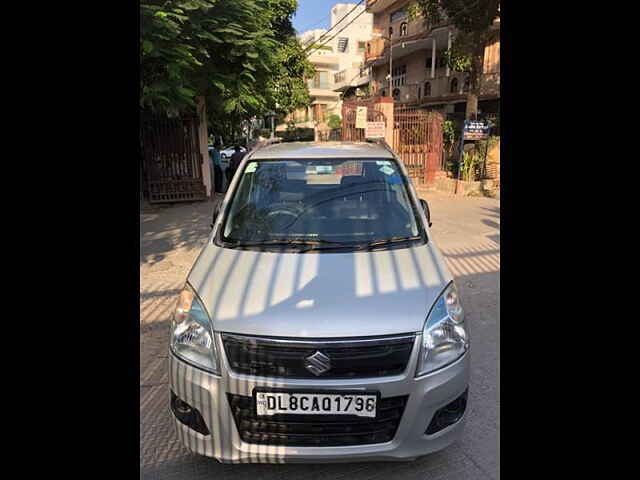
[
  {"xmin": 364, "ymin": 0, "xmax": 499, "ymax": 115},
  {"xmin": 284, "ymin": 3, "xmax": 373, "ymax": 129}
]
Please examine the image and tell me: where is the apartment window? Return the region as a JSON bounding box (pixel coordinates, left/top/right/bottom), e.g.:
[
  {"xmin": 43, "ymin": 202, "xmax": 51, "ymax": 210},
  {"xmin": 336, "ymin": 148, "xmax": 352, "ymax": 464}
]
[
  {"xmin": 389, "ymin": 26, "xmax": 393, "ymax": 37},
  {"xmin": 358, "ymin": 41, "xmax": 366, "ymax": 54},
  {"xmin": 314, "ymin": 104, "xmax": 328, "ymax": 122},
  {"xmin": 392, "ymin": 64, "xmax": 406, "ymax": 87},
  {"xmin": 424, "ymin": 81, "xmax": 431, "ymax": 97},
  {"xmin": 390, "ymin": 8, "xmax": 407, "ymax": 23},
  {"xmin": 337, "ymin": 37, "xmax": 349, "ymax": 53},
  {"xmin": 450, "ymin": 77, "xmax": 458, "ymax": 94},
  {"xmin": 400, "ymin": 22, "xmax": 408, "ymax": 36},
  {"xmin": 392, "ymin": 88, "xmax": 400, "ymax": 100},
  {"xmin": 308, "ymin": 71, "xmax": 330, "ymax": 89},
  {"xmin": 318, "ymin": 71, "xmax": 329, "ymax": 89}
]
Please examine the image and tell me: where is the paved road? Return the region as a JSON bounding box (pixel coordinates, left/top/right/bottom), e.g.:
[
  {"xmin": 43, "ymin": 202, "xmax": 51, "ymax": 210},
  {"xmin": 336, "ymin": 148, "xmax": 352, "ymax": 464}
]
[{"xmin": 140, "ymin": 191, "xmax": 499, "ymax": 479}]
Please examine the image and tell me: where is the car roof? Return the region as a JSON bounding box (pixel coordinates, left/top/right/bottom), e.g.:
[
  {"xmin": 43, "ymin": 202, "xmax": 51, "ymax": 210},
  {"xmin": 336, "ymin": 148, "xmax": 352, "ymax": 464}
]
[{"xmin": 250, "ymin": 141, "xmax": 393, "ymax": 160}]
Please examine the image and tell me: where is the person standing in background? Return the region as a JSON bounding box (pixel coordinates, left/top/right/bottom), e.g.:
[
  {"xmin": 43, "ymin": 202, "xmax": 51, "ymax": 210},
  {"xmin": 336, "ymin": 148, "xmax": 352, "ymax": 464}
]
[
  {"xmin": 226, "ymin": 145, "xmax": 245, "ymax": 188},
  {"xmin": 210, "ymin": 144, "xmax": 223, "ymax": 194}
]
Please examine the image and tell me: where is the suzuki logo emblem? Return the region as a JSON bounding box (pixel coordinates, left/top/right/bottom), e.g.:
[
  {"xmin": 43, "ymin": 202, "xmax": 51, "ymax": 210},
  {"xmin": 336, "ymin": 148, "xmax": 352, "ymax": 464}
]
[{"xmin": 304, "ymin": 351, "xmax": 331, "ymax": 376}]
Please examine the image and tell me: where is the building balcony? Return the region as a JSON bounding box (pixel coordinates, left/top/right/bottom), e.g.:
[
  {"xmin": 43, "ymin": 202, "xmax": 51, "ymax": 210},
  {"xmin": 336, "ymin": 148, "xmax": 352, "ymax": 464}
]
[
  {"xmin": 380, "ymin": 72, "xmax": 500, "ymax": 105},
  {"xmin": 366, "ymin": 0, "xmax": 402, "ymax": 14},
  {"xmin": 365, "ymin": 27, "xmax": 451, "ymax": 66},
  {"xmin": 308, "ymin": 87, "xmax": 340, "ymax": 99},
  {"xmin": 307, "ymin": 53, "xmax": 341, "ymax": 68},
  {"xmin": 365, "ymin": 37, "xmax": 387, "ymax": 63},
  {"xmin": 333, "ymin": 67, "xmax": 370, "ymax": 92}
]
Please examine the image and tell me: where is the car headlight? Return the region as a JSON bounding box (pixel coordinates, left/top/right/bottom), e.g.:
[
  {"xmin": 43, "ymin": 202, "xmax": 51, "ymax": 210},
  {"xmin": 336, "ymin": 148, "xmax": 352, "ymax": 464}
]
[
  {"xmin": 416, "ymin": 282, "xmax": 469, "ymax": 377},
  {"xmin": 170, "ymin": 284, "xmax": 219, "ymax": 374}
]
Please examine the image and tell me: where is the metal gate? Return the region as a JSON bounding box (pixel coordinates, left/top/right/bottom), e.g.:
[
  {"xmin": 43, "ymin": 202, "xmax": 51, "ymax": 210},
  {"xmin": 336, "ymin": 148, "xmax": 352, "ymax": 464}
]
[
  {"xmin": 341, "ymin": 99, "xmax": 387, "ymax": 142},
  {"xmin": 141, "ymin": 112, "xmax": 207, "ymax": 204},
  {"xmin": 341, "ymin": 100, "xmax": 443, "ymax": 186},
  {"xmin": 393, "ymin": 106, "xmax": 443, "ymax": 186}
]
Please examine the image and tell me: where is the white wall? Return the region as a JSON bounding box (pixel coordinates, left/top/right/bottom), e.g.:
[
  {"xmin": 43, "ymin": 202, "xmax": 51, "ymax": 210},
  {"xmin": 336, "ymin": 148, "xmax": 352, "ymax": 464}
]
[{"xmin": 196, "ymin": 97, "xmax": 212, "ymax": 198}]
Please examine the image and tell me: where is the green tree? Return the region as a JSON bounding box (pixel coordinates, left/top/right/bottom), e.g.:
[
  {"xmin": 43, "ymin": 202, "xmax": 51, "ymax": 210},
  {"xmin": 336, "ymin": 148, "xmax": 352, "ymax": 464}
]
[
  {"xmin": 327, "ymin": 114, "xmax": 342, "ymax": 130},
  {"xmin": 141, "ymin": 0, "xmax": 313, "ymax": 138},
  {"xmin": 409, "ymin": 0, "xmax": 500, "ymax": 120}
]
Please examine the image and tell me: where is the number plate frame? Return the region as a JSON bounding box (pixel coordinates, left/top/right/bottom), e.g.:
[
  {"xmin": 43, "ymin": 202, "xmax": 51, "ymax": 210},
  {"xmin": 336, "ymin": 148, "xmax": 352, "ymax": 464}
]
[{"xmin": 253, "ymin": 387, "xmax": 381, "ymax": 419}]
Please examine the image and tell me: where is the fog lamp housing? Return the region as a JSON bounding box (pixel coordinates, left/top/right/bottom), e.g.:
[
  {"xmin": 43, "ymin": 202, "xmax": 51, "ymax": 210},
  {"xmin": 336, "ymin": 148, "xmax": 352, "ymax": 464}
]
[
  {"xmin": 425, "ymin": 388, "xmax": 468, "ymax": 435},
  {"xmin": 170, "ymin": 390, "xmax": 210, "ymax": 436}
]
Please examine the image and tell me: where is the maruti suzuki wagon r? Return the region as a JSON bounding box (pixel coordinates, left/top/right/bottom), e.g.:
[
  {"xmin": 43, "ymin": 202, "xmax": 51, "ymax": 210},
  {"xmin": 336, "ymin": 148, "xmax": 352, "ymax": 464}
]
[{"xmin": 169, "ymin": 141, "xmax": 469, "ymax": 463}]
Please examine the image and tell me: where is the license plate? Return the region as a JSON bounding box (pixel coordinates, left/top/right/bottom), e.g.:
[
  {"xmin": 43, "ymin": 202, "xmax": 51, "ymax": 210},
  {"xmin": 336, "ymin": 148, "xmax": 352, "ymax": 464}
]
[{"xmin": 254, "ymin": 390, "xmax": 378, "ymax": 418}]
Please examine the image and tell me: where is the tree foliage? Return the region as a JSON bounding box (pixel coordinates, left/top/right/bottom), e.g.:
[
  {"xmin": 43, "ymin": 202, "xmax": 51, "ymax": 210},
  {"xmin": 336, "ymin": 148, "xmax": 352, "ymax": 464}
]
[
  {"xmin": 327, "ymin": 114, "xmax": 342, "ymax": 130},
  {"xmin": 409, "ymin": 0, "xmax": 500, "ymax": 119},
  {"xmin": 141, "ymin": 0, "xmax": 313, "ymax": 137}
]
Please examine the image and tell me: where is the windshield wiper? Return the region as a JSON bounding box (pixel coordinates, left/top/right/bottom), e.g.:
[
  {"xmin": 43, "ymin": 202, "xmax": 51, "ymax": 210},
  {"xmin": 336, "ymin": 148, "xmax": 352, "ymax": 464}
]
[
  {"xmin": 358, "ymin": 235, "xmax": 423, "ymax": 250},
  {"xmin": 228, "ymin": 238, "xmax": 347, "ymax": 248}
]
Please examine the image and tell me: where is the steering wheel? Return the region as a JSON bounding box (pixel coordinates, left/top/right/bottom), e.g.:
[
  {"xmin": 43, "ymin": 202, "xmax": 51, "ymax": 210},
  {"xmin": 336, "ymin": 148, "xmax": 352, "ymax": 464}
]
[{"xmin": 265, "ymin": 203, "xmax": 304, "ymax": 228}]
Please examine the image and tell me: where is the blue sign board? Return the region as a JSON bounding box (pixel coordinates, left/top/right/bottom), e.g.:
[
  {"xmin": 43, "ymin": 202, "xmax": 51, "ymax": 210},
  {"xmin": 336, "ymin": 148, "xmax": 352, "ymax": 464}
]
[{"xmin": 463, "ymin": 120, "xmax": 490, "ymax": 140}]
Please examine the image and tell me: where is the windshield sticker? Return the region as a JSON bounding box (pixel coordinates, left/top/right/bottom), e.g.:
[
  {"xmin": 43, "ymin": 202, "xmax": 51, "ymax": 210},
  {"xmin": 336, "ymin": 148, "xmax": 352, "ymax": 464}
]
[
  {"xmin": 388, "ymin": 173, "xmax": 402, "ymax": 184},
  {"xmin": 316, "ymin": 165, "xmax": 334, "ymax": 174},
  {"xmin": 245, "ymin": 162, "xmax": 258, "ymax": 173},
  {"xmin": 376, "ymin": 160, "xmax": 392, "ymax": 166},
  {"xmin": 379, "ymin": 165, "xmax": 395, "ymax": 176}
]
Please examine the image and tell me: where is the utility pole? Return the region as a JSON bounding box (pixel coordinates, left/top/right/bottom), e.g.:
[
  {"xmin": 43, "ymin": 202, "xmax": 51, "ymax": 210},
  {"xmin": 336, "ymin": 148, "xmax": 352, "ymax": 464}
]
[{"xmin": 389, "ymin": 38, "xmax": 393, "ymax": 94}]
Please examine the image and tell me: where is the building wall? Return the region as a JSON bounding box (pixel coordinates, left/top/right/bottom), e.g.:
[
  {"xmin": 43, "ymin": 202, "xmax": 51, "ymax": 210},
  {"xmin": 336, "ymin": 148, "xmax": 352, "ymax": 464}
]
[
  {"xmin": 483, "ymin": 39, "xmax": 500, "ymax": 73},
  {"xmin": 366, "ymin": 1, "xmax": 500, "ymax": 107},
  {"xmin": 296, "ymin": 4, "xmax": 374, "ymax": 126},
  {"xmin": 371, "ymin": 0, "xmax": 423, "ymax": 40}
]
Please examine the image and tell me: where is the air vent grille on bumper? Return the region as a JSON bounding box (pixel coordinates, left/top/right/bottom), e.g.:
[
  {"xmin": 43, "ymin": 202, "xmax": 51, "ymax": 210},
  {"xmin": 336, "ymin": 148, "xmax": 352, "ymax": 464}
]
[
  {"xmin": 228, "ymin": 394, "xmax": 409, "ymax": 447},
  {"xmin": 221, "ymin": 333, "xmax": 415, "ymax": 379}
]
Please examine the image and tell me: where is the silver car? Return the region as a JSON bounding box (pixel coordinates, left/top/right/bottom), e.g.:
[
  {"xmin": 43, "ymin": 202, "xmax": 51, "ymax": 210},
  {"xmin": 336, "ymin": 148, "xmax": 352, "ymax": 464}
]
[{"xmin": 169, "ymin": 142, "xmax": 469, "ymax": 463}]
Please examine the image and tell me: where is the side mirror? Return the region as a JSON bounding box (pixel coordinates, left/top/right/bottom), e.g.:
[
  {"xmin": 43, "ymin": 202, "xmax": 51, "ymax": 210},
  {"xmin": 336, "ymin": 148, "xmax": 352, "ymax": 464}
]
[
  {"xmin": 210, "ymin": 200, "xmax": 222, "ymax": 230},
  {"xmin": 420, "ymin": 199, "xmax": 432, "ymax": 227}
]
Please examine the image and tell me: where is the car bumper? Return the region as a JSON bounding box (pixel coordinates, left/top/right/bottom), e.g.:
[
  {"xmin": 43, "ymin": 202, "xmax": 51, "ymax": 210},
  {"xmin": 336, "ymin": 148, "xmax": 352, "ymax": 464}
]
[{"xmin": 168, "ymin": 335, "xmax": 469, "ymax": 464}]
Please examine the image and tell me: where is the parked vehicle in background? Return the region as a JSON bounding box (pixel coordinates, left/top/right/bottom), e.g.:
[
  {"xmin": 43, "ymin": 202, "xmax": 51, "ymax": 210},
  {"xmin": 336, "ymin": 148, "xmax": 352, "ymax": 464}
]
[
  {"xmin": 169, "ymin": 141, "xmax": 469, "ymax": 463},
  {"xmin": 220, "ymin": 145, "xmax": 246, "ymax": 160}
]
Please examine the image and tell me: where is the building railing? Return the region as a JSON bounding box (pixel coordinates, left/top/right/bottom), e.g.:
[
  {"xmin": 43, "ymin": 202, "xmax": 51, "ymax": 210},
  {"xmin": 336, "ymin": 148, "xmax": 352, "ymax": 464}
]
[
  {"xmin": 376, "ymin": 72, "xmax": 499, "ymax": 104},
  {"xmin": 333, "ymin": 67, "xmax": 370, "ymax": 91}
]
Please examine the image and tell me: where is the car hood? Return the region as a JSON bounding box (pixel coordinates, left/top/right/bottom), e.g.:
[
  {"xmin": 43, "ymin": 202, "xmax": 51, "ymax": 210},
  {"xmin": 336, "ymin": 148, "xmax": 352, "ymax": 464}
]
[{"xmin": 188, "ymin": 243, "xmax": 452, "ymax": 338}]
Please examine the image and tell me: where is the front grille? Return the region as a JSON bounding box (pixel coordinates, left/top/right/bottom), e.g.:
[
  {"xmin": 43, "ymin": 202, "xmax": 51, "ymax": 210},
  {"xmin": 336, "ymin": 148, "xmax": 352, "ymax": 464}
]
[
  {"xmin": 228, "ymin": 393, "xmax": 409, "ymax": 446},
  {"xmin": 221, "ymin": 333, "xmax": 415, "ymax": 379}
]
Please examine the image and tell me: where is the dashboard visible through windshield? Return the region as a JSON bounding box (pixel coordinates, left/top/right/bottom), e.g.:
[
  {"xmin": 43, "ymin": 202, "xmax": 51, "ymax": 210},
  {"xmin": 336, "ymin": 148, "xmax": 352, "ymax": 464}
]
[{"xmin": 217, "ymin": 158, "xmax": 426, "ymax": 252}]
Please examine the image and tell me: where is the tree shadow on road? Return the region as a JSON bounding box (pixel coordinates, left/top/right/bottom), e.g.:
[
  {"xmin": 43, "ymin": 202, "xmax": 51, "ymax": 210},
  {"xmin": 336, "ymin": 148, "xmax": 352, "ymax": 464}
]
[
  {"xmin": 141, "ymin": 201, "xmax": 215, "ymax": 266},
  {"xmin": 140, "ymin": 239, "xmax": 499, "ymax": 479}
]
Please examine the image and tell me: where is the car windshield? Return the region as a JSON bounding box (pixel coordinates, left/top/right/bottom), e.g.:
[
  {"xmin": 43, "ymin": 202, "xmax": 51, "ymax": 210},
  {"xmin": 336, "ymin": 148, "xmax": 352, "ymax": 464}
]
[{"xmin": 219, "ymin": 158, "xmax": 425, "ymax": 250}]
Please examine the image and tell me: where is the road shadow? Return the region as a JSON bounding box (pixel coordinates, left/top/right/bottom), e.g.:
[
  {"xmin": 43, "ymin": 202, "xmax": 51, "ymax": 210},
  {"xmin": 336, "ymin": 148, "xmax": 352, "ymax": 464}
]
[
  {"xmin": 140, "ymin": 240, "xmax": 499, "ymax": 479},
  {"xmin": 140, "ymin": 200, "xmax": 216, "ymax": 266}
]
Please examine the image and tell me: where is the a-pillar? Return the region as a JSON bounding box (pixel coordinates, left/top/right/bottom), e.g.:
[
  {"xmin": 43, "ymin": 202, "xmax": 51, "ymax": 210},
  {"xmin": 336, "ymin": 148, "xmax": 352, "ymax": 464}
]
[
  {"xmin": 196, "ymin": 96, "xmax": 212, "ymax": 199},
  {"xmin": 373, "ymin": 96, "xmax": 395, "ymax": 147}
]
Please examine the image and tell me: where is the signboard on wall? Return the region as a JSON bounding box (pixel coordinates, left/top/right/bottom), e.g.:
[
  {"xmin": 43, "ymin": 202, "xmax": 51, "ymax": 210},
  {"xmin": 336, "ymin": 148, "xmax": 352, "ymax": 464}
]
[
  {"xmin": 365, "ymin": 121, "xmax": 385, "ymax": 139},
  {"xmin": 463, "ymin": 120, "xmax": 490, "ymax": 140},
  {"xmin": 355, "ymin": 106, "xmax": 368, "ymax": 129}
]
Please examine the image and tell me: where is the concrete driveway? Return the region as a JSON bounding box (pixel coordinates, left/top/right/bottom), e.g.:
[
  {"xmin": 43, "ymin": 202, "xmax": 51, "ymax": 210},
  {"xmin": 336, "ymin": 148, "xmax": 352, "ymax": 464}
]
[{"xmin": 140, "ymin": 191, "xmax": 499, "ymax": 479}]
